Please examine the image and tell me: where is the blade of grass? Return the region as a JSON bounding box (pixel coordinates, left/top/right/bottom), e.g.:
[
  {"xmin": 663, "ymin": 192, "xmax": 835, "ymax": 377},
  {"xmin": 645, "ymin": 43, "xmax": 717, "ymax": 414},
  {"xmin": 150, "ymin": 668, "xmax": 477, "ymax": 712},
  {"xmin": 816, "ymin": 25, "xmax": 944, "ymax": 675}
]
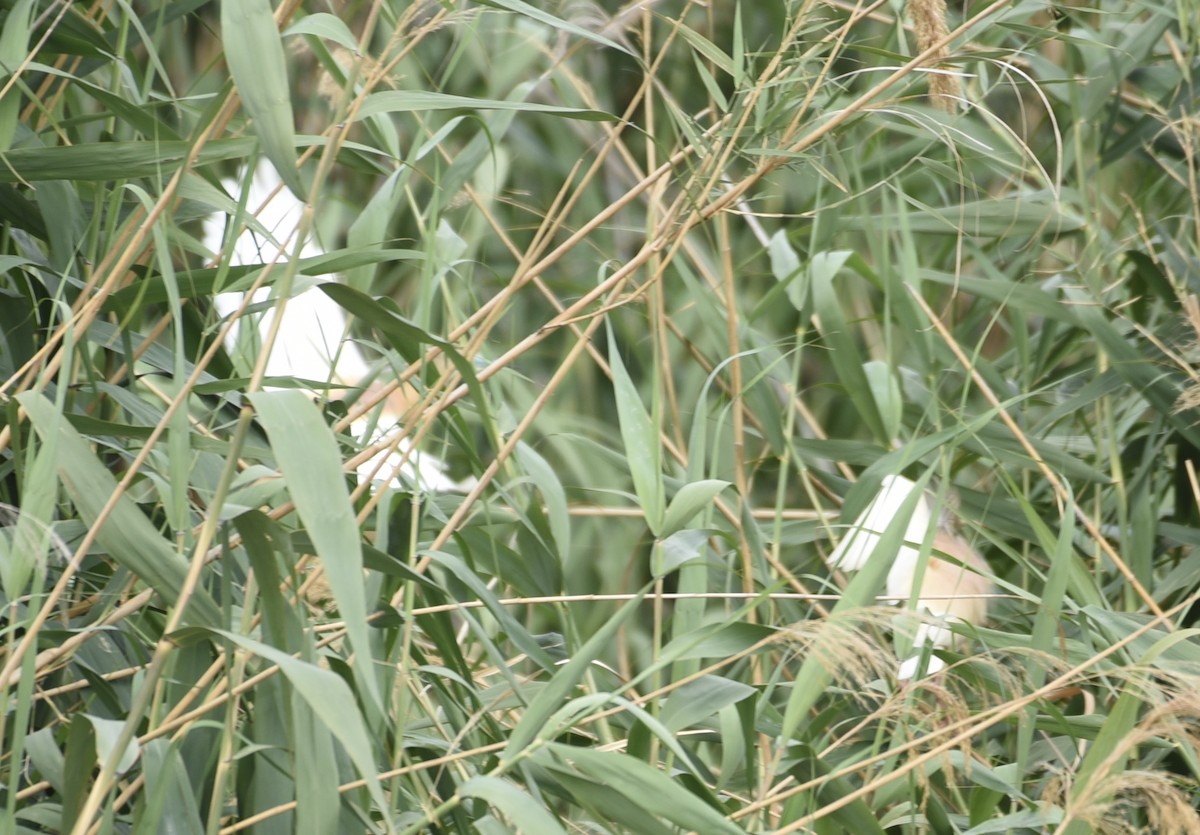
[
  {"xmin": 248, "ymin": 390, "xmax": 384, "ymax": 719},
  {"xmin": 608, "ymin": 327, "xmax": 665, "ymax": 536},
  {"xmin": 221, "ymin": 0, "xmax": 302, "ymax": 197}
]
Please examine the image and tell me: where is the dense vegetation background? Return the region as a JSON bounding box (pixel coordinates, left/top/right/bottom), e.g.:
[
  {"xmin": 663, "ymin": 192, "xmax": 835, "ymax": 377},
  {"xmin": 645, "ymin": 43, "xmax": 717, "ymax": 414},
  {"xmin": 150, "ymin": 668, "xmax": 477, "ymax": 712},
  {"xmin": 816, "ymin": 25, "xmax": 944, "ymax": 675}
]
[{"xmin": 2, "ymin": 0, "xmax": 1199, "ymax": 832}]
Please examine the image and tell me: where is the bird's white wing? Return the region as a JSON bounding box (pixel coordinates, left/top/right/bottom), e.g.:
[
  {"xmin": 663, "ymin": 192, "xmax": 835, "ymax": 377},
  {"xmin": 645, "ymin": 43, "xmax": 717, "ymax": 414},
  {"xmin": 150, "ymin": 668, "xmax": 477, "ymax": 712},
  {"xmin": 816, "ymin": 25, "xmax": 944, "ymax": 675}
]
[
  {"xmin": 203, "ymin": 161, "xmax": 476, "ymax": 493},
  {"xmin": 826, "ymin": 475, "xmax": 934, "ymax": 581},
  {"xmin": 204, "ymin": 161, "xmax": 370, "ymax": 386}
]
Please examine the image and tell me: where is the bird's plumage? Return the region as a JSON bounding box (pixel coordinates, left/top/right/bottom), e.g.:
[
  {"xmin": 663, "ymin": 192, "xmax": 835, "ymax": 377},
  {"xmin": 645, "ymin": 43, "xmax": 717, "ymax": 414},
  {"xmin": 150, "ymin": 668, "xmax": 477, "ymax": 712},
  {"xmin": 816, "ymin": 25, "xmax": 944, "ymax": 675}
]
[
  {"xmin": 202, "ymin": 160, "xmax": 474, "ymax": 492},
  {"xmin": 825, "ymin": 475, "xmax": 993, "ymax": 678}
]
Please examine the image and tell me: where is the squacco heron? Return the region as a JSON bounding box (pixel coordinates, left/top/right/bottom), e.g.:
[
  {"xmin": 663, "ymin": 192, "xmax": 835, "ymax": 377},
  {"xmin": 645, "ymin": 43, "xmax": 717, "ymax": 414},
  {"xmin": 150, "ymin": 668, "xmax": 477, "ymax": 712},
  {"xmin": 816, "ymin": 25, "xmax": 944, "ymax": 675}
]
[{"xmin": 825, "ymin": 475, "xmax": 994, "ymax": 678}]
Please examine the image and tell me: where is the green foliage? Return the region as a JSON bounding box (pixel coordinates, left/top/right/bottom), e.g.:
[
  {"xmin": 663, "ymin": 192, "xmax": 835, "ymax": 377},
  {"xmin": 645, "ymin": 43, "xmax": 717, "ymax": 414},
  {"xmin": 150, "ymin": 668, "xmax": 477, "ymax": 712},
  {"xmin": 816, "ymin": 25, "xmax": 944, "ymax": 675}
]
[{"xmin": 2, "ymin": 0, "xmax": 1199, "ymax": 832}]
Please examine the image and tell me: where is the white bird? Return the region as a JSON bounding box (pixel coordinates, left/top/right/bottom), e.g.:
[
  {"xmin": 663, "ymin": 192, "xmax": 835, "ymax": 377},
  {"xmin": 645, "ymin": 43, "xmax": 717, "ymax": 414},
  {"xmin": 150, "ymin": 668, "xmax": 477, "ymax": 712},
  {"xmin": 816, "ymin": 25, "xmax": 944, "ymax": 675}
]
[
  {"xmin": 205, "ymin": 160, "xmax": 370, "ymax": 388},
  {"xmin": 202, "ymin": 160, "xmax": 473, "ymax": 492},
  {"xmin": 825, "ymin": 474, "xmax": 993, "ymax": 678}
]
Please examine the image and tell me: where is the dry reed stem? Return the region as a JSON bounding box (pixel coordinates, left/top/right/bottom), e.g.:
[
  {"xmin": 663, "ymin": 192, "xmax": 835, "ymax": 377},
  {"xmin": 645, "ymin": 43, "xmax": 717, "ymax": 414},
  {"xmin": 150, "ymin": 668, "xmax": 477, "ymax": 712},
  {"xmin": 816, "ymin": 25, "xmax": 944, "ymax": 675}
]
[{"xmin": 1173, "ymin": 295, "xmax": 1200, "ymax": 411}]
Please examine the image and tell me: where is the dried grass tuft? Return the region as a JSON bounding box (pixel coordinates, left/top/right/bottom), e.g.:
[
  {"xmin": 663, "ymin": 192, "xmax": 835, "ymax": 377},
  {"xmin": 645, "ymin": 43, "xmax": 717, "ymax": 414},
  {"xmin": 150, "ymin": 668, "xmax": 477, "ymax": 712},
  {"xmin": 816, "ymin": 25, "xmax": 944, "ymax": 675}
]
[
  {"xmin": 909, "ymin": 0, "xmax": 961, "ymax": 112},
  {"xmin": 781, "ymin": 607, "xmax": 904, "ymax": 694},
  {"xmin": 1054, "ymin": 679, "xmax": 1200, "ymax": 834}
]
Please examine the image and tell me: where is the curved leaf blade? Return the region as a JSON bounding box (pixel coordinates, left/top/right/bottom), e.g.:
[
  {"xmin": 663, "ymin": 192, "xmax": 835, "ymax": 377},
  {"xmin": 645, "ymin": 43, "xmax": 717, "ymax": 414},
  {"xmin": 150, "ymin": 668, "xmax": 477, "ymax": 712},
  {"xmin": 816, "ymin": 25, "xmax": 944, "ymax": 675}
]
[{"xmin": 221, "ymin": 0, "xmax": 302, "ymax": 197}]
